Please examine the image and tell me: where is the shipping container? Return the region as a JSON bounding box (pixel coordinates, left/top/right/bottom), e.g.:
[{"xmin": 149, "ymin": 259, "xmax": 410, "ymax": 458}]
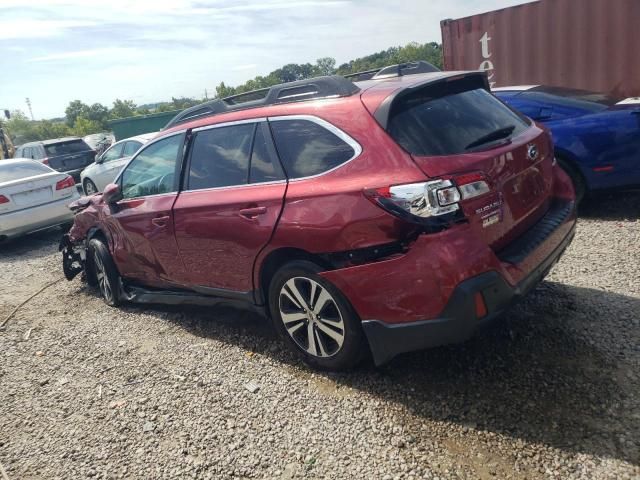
[{"xmin": 441, "ymin": 0, "xmax": 640, "ymax": 100}]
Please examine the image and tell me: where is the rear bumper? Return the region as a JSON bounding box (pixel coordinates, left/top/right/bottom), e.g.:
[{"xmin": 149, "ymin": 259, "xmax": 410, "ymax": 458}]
[
  {"xmin": 0, "ymin": 193, "xmax": 78, "ymax": 240},
  {"xmin": 361, "ymin": 221, "xmax": 575, "ymax": 365}
]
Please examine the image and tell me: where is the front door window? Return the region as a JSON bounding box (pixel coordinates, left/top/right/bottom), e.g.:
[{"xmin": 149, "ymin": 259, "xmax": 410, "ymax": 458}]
[{"xmin": 119, "ymin": 134, "xmax": 183, "ymax": 199}]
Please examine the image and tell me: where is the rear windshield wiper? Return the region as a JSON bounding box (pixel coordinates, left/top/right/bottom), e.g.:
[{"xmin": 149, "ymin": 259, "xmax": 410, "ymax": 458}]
[{"xmin": 465, "ymin": 125, "xmax": 516, "ymax": 151}]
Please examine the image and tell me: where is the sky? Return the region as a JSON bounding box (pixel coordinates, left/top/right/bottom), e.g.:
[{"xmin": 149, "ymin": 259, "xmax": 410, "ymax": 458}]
[{"xmin": 0, "ymin": 0, "xmax": 530, "ymax": 119}]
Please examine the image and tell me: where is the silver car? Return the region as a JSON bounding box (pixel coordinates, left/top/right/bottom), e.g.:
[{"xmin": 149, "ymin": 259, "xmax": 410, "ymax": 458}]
[
  {"xmin": 0, "ymin": 159, "xmax": 80, "ymax": 242},
  {"xmin": 80, "ymin": 133, "xmax": 155, "ymax": 195}
]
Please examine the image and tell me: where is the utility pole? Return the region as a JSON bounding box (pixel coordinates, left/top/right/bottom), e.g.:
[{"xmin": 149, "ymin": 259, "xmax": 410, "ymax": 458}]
[
  {"xmin": 25, "ymin": 97, "xmax": 34, "ymax": 120},
  {"xmin": 204, "ymin": 89, "xmax": 209, "ymax": 100}
]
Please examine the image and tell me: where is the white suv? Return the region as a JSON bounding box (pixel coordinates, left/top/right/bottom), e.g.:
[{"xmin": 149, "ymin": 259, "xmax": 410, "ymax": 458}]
[{"xmin": 80, "ymin": 133, "xmax": 155, "ymax": 194}]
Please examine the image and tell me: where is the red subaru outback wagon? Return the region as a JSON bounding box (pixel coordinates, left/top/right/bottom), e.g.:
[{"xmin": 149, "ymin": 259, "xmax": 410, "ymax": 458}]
[{"xmin": 61, "ymin": 62, "xmax": 576, "ymax": 370}]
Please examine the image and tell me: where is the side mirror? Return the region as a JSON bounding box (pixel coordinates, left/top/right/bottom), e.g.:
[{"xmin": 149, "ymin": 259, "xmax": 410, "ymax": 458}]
[
  {"xmin": 102, "ymin": 183, "xmax": 122, "ymax": 204},
  {"xmin": 94, "ymin": 152, "xmax": 103, "ymax": 164}
]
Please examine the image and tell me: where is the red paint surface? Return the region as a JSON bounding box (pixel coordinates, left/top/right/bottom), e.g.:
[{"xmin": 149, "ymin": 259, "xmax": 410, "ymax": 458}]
[{"xmin": 69, "ymin": 72, "xmax": 577, "ymax": 325}]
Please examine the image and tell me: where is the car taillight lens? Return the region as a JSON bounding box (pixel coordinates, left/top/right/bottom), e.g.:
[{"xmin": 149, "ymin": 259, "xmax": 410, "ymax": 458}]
[
  {"xmin": 56, "ymin": 176, "xmax": 75, "ymax": 190},
  {"xmin": 365, "ymin": 173, "xmax": 491, "ymax": 226},
  {"xmin": 42, "ymin": 158, "xmax": 50, "ymax": 165},
  {"xmin": 0, "ymin": 194, "xmax": 9, "ymax": 204}
]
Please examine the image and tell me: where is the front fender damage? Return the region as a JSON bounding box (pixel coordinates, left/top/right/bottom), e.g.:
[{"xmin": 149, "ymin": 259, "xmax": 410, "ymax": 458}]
[{"xmin": 59, "ymin": 193, "xmax": 103, "ymax": 281}]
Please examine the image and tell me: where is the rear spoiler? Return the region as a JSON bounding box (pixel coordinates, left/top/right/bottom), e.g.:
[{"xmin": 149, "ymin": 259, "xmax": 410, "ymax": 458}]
[{"xmin": 373, "ymin": 71, "xmax": 490, "ymax": 130}]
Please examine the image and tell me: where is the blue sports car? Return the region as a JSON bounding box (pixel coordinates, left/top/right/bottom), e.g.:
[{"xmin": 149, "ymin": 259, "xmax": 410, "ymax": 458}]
[{"xmin": 494, "ymin": 86, "xmax": 640, "ymax": 201}]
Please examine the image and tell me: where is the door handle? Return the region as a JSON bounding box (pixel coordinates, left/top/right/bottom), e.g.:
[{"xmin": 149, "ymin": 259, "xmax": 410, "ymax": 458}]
[
  {"xmin": 151, "ymin": 215, "xmax": 170, "ymax": 227},
  {"xmin": 239, "ymin": 206, "xmax": 267, "ymax": 219}
]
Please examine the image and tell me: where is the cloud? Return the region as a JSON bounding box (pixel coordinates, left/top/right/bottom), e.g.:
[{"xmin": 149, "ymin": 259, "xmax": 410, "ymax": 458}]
[
  {"xmin": 28, "ymin": 47, "xmax": 140, "ymax": 63},
  {"xmin": 231, "ymin": 64, "xmax": 258, "ymax": 71},
  {"xmin": 0, "ymin": 19, "xmax": 96, "ymax": 40}
]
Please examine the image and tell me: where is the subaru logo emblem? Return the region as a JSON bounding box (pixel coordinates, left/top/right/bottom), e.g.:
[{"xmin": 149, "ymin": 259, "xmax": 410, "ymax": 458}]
[{"xmin": 527, "ymin": 144, "xmax": 539, "ymax": 161}]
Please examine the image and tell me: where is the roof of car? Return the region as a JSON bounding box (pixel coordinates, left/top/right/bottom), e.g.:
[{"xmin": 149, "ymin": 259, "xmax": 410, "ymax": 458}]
[
  {"xmin": 162, "ymin": 70, "xmax": 488, "ymax": 135},
  {"xmin": 2, "ymin": 158, "xmax": 47, "ymax": 167},
  {"xmin": 40, "ymin": 137, "xmax": 83, "ymax": 145},
  {"xmin": 128, "ymin": 133, "xmax": 156, "ymax": 142}
]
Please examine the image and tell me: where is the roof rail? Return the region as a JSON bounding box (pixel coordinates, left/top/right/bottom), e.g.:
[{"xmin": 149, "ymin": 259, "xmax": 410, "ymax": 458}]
[
  {"xmin": 164, "ymin": 75, "xmax": 360, "ymax": 130},
  {"xmin": 344, "ymin": 60, "xmax": 440, "ymax": 82}
]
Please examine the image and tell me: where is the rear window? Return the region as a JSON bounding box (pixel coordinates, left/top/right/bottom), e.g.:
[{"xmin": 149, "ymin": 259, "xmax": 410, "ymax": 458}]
[
  {"xmin": 44, "ymin": 140, "xmax": 91, "ymax": 156},
  {"xmin": 388, "ymin": 85, "xmax": 530, "ymax": 156},
  {"xmin": 269, "ymin": 119, "xmax": 356, "ymax": 178},
  {"xmin": 0, "ymin": 161, "xmax": 51, "ymax": 183}
]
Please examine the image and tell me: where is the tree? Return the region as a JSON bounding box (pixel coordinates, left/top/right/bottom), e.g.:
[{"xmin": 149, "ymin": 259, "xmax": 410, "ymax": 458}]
[
  {"xmin": 215, "ymin": 82, "xmax": 236, "ymax": 99},
  {"xmin": 65, "ymin": 100, "xmax": 89, "ymax": 127},
  {"xmin": 86, "ymin": 103, "xmax": 110, "ymax": 129},
  {"xmin": 110, "ymin": 99, "xmax": 137, "ymax": 119},
  {"xmin": 72, "ymin": 117, "xmax": 101, "ymax": 136},
  {"xmin": 171, "ymin": 97, "xmax": 200, "ymax": 110},
  {"xmin": 314, "ymin": 57, "xmax": 336, "ymax": 76}
]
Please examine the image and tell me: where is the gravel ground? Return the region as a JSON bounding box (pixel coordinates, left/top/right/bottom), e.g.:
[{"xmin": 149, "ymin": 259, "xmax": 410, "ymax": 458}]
[{"xmin": 1, "ymin": 192, "xmax": 639, "ymax": 480}]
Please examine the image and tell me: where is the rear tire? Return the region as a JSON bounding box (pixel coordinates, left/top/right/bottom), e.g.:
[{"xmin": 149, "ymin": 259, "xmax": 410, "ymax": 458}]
[
  {"xmin": 87, "ymin": 238, "xmax": 121, "ymax": 306},
  {"xmin": 268, "ymin": 260, "xmax": 366, "ymax": 371},
  {"xmin": 83, "ymin": 178, "xmax": 98, "ymax": 196},
  {"xmin": 556, "ymin": 157, "xmax": 586, "ymax": 203}
]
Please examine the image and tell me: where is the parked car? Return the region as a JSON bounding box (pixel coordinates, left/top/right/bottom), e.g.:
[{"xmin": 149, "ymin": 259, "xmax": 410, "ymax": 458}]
[
  {"xmin": 15, "ymin": 137, "xmax": 96, "ymax": 183},
  {"xmin": 494, "ymin": 86, "xmax": 640, "ymax": 201},
  {"xmin": 61, "ymin": 63, "xmax": 576, "ymax": 370},
  {"xmin": 81, "ymin": 133, "xmax": 155, "ymax": 195},
  {"xmin": 0, "ymin": 159, "xmax": 79, "ymax": 241}
]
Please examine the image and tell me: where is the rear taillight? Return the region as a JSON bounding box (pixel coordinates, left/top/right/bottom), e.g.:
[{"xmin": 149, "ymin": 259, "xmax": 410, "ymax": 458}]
[
  {"xmin": 56, "ymin": 176, "xmax": 75, "ymax": 190},
  {"xmin": 365, "ymin": 172, "xmax": 491, "ymax": 226},
  {"xmin": 42, "ymin": 158, "xmax": 50, "ymax": 166},
  {"xmin": 0, "ymin": 194, "xmax": 9, "ymax": 204}
]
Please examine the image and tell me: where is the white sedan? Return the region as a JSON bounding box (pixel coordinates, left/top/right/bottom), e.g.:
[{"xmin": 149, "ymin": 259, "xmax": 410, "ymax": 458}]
[
  {"xmin": 80, "ymin": 133, "xmax": 155, "ymax": 195},
  {"xmin": 0, "ymin": 159, "xmax": 80, "ymax": 242}
]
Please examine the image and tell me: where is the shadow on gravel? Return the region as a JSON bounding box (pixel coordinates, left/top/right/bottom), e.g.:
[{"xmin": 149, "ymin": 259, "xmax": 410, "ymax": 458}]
[
  {"xmin": 579, "ymin": 190, "xmax": 640, "ymax": 221},
  {"xmin": 138, "ymin": 280, "xmax": 639, "ymax": 466},
  {"xmin": 0, "ymin": 225, "xmax": 68, "ymax": 259}
]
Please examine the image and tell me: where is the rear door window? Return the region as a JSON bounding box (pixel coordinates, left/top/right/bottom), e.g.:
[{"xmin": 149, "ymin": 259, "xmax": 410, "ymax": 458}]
[
  {"xmin": 0, "ymin": 161, "xmax": 51, "ymax": 182},
  {"xmin": 269, "ymin": 119, "xmax": 356, "ymax": 178},
  {"xmin": 44, "ymin": 140, "xmax": 91, "ymax": 156},
  {"xmin": 387, "ymin": 84, "xmax": 529, "ymax": 156},
  {"xmin": 187, "ymin": 123, "xmax": 254, "ymax": 190}
]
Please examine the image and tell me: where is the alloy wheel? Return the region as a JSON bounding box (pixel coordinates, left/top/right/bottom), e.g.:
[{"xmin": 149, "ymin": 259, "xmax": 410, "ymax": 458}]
[
  {"xmin": 93, "ymin": 250, "xmax": 113, "ymax": 303},
  {"xmin": 84, "ymin": 180, "xmax": 97, "ymax": 195},
  {"xmin": 278, "ymin": 277, "xmax": 345, "ymax": 358}
]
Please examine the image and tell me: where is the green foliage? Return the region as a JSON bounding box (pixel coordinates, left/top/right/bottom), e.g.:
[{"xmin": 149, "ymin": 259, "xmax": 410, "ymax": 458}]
[
  {"xmin": 65, "ymin": 100, "xmax": 88, "ymax": 127},
  {"xmin": 336, "ymin": 42, "xmax": 443, "ymax": 75},
  {"xmin": 212, "ymin": 41, "xmax": 442, "ymax": 99},
  {"xmin": 110, "ymin": 99, "xmax": 137, "ymax": 119},
  {"xmin": 72, "ymin": 117, "xmax": 102, "ymax": 137}
]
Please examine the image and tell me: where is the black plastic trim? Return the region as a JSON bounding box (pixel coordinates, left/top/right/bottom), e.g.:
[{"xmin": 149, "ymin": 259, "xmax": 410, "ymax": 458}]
[
  {"xmin": 164, "ymin": 76, "xmax": 360, "ymax": 130},
  {"xmin": 496, "ymin": 200, "xmax": 574, "ymax": 264}
]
